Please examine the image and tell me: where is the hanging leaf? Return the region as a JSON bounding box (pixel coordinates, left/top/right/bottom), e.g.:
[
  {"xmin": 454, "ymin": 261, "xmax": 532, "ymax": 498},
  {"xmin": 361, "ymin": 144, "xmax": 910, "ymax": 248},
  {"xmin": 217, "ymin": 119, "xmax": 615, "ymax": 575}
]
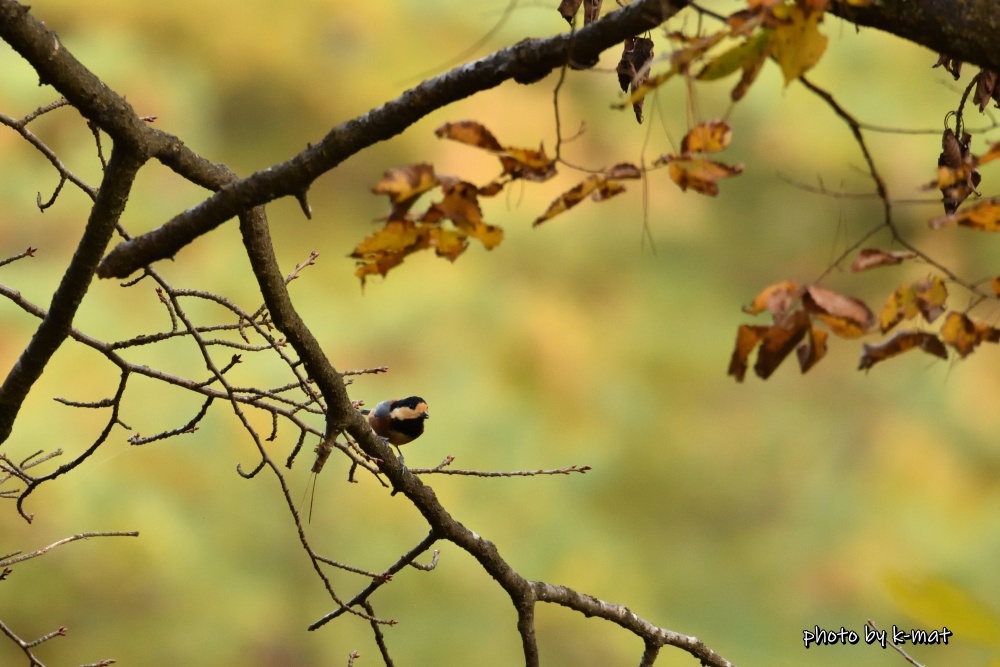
[
  {"xmin": 858, "ymin": 332, "xmax": 948, "ymax": 370},
  {"xmin": 849, "ymin": 248, "xmax": 917, "ymax": 272},
  {"xmin": 435, "ymin": 120, "xmax": 504, "ymax": 151},
  {"xmin": 754, "ymin": 310, "xmax": 811, "ymax": 379},
  {"xmin": 913, "ymin": 276, "xmax": 948, "ymax": 322},
  {"xmin": 929, "ymin": 199, "xmax": 1000, "ymax": 231},
  {"xmin": 613, "ymin": 32, "xmax": 725, "ymax": 113},
  {"xmin": 697, "ymin": 30, "xmax": 771, "ymax": 101},
  {"xmin": 796, "ymin": 326, "xmax": 828, "ymax": 373},
  {"xmin": 557, "ymin": 0, "xmax": 583, "ymax": 23},
  {"xmin": 656, "ymin": 155, "xmax": 744, "ymax": 196},
  {"xmin": 372, "ymin": 164, "xmax": 440, "ymax": 220},
  {"xmin": 770, "ymin": 6, "xmax": 828, "ymax": 85},
  {"xmin": 879, "ymin": 284, "xmax": 920, "ymax": 333},
  {"xmin": 802, "ymin": 285, "xmax": 875, "ymax": 338},
  {"xmin": 435, "ymin": 121, "xmax": 557, "ymax": 183},
  {"xmin": 615, "ymin": 37, "xmax": 655, "ymax": 123},
  {"xmin": 680, "ymin": 120, "xmax": 733, "ymax": 154},
  {"xmin": 534, "ymin": 175, "xmax": 621, "ymax": 225},
  {"xmin": 728, "ymin": 324, "xmax": 769, "ymax": 382},
  {"xmin": 742, "ymin": 279, "xmax": 802, "ymax": 317},
  {"xmin": 940, "ymin": 311, "xmax": 1000, "ymax": 358}
]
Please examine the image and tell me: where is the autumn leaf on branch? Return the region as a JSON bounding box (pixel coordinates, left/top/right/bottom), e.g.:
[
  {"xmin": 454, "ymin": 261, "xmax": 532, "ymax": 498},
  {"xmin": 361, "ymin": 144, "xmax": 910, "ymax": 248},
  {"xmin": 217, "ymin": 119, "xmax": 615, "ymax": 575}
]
[
  {"xmin": 697, "ymin": 30, "xmax": 771, "ymax": 101},
  {"xmin": 802, "ymin": 285, "xmax": 875, "ymax": 338},
  {"xmin": 652, "ymin": 120, "xmax": 743, "ymax": 195},
  {"xmin": 940, "ymin": 311, "xmax": 1000, "ymax": 358},
  {"xmin": 435, "ymin": 120, "xmax": 556, "ymax": 186},
  {"xmin": 616, "ymin": 37, "xmax": 655, "ymax": 123},
  {"xmin": 558, "ymin": 0, "xmax": 602, "ymax": 25},
  {"xmin": 372, "ymin": 164, "xmax": 440, "ymax": 221},
  {"xmin": 534, "ymin": 163, "xmax": 640, "ymax": 226},
  {"xmin": 729, "ymin": 281, "xmax": 872, "ymax": 380},
  {"xmin": 858, "ymin": 332, "xmax": 948, "ymax": 370},
  {"xmin": 974, "ymin": 68, "xmax": 1000, "ymax": 111},
  {"xmin": 927, "ymin": 128, "xmax": 981, "ymax": 214},
  {"xmin": 849, "ymin": 248, "xmax": 917, "ymax": 272},
  {"xmin": 742, "ymin": 279, "xmax": 802, "ymax": 317},
  {"xmin": 770, "ymin": 4, "xmax": 828, "ymax": 85},
  {"xmin": 879, "ymin": 276, "xmax": 948, "ymax": 333},
  {"xmin": 929, "ymin": 198, "xmax": 1000, "ymax": 231},
  {"xmin": 612, "ymin": 32, "xmax": 725, "ymax": 116}
]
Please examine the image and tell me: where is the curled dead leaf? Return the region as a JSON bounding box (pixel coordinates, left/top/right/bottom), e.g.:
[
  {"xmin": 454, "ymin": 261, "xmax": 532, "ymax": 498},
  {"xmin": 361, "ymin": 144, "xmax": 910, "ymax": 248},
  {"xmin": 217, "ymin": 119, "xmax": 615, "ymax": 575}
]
[
  {"xmin": 680, "ymin": 120, "xmax": 733, "ymax": 154},
  {"xmin": 656, "ymin": 155, "xmax": 743, "ymax": 196},
  {"xmin": 858, "ymin": 332, "xmax": 947, "ymax": 370},
  {"xmin": 849, "ymin": 248, "xmax": 917, "ymax": 273},
  {"xmin": 754, "ymin": 310, "xmax": 811, "ymax": 379},
  {"xmin": 929, "ymin": 199, "xmax": 1000, "ymax": 231},
  {"xmin": 940, "ymin": 311, "xmax": 1000, "ymax": 358},
  {"xmin": 742, "ymin": 279, "xmax": 802, "ymax": 317},
  {"xmin": 728, "ymin": 324, "xmax": 769, "ymax": 382},
  {"xmin": 372, "ymin": 164, "xmax": 440, "ymax": 220},
  {"xmin": 796, "ymin": 326, "xmax": 828, "ymax": 373},
  {"xmin": 802, "ymin": 285, "xmax": 875, "ymax": 338}
]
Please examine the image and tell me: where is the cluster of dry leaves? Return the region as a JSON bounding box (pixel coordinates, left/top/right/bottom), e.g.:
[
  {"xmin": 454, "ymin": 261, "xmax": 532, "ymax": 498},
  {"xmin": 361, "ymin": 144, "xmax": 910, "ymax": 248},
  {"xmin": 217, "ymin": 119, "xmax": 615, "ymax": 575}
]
[
  {"xmin": 729, "ymin": 254, "xmax": 1000, "ymax": 381},
  {"xmin": 353, "ymin": 0, "xmax": 859, "ymax": 284}
]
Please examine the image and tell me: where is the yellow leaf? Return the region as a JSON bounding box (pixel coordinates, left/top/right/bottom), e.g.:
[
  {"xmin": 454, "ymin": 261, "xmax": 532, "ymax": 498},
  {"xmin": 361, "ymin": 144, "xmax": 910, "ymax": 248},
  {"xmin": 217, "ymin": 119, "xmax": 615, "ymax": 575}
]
[
  {"xmin": 879, "ymin": 284, "xmax": 918, "ymax": 333},
  {"xmin": 534, "ymin": 175, "xmax": 628, "ymax": 226},
  {"xmin": 770, "ymin": 7, "xmax": 828, "ymax": 85},
  {"xmin": 930, "ymin": 199, "xmax": 1000, "ymax": 231},
  {"xmin": 680, "ymin": 120, "xmax": 733, "ymax": 154},
  {"xmin": 940, "ymin": 311, "xmax": 979, "ymax": 358},
  {"xmin": 743, "ymin": 279, "xmax": 802, "ymax": 316},
  {"xmin": 658, "ymin": 156, "xmax": 743, "ymax": 196}
]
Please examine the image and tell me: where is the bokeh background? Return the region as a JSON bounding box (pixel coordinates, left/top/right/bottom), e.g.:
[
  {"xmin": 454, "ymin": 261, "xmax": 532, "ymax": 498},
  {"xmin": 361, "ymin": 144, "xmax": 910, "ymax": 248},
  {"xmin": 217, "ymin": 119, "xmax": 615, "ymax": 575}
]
[{"xmin": 2, "ymin": 1, "xmax": 1000, "ymax": 665}]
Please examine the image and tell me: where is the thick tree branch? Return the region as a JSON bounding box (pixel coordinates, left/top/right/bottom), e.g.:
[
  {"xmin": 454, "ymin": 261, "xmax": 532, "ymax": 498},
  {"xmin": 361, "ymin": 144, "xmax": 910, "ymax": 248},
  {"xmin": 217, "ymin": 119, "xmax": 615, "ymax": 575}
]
[
  {"xmin": 829, "ymin": 0, "xmax": 1000, "ymax": 72},
  {"xmin": 0, "ymin": 146, "xmax": 143, "ymax": 445},
  {"xmin": 96, "ymin": 0, "xmax": 688, "ymax": 279}
]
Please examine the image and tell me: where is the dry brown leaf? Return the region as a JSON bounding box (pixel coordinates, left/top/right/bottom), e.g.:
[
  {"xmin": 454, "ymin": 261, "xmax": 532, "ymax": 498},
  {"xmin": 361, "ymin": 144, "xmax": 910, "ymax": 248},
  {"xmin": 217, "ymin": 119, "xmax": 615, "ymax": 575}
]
[
  {"xmin": 500, "ymin": 145, "xmax": 557, "ymax": 182},
  {"xmin": 940, "ymin": 311, "xmax": 1000, "ymax": 358},
  {"xmin": 849, "ymin": 248, "xmax": 917, "ymax": 272},
  {"xmin": 742, "ymin": 279, "xmax": 802, "ymax": 317},
  {"xmin": 932, "ymin": 54, "xmax": 963, "ymax": 80},
  {"xmin": 796, "ymin": 326, "xmax": 828, "ymax": 374},
  {"xmin": 755, "ymin": 310, "xmax": 811, "ymax": 379},
  {"xmin": 913, "ymin": 276, "xmax": 948, "ymax": 323},
  {"xmin": 879, "ymin": 284, "xmax": 918, "ymax": 333},
  {"xmin": 583, "ymin": 0, "xmax": 603, "ymax": 24},
  {"xmin": 435, "ymin": 120, "xmax": 504, "ymax": 152},
  {"xmin": 616, "ymin": 37, "xmax": 655, "ymax": 123},
  {"xmin": 372, "ymin": 164, "xmax": 440, "ymax": 220},
  {"xmin": 680, "ymin": 120, "xmax": 733, "ymax": 154},
  {"xmin": 802, "ymin": 285, "xmax": 875, "ymax": 337},
  {"xmin": 423, "ymin": 179, "xmax": 503, "ymax": 249},
  {"xmin": 557, "ymin": 0, "xmax": 583, "ymax": 23},
  {"xmin": 975, "ymin": 69, "xmax": 999, "ymax": 112},
  {"xmin": 659, "ymin": 156, "xmax": 744, "ymax": 196},
  {"xmin": 533, "ymin": 174, "xmax": 629, "ymax": 226},
  {"xmin": 858, "ymin": 332, "xmax": 947, "ymax": 370},
  {"xmin": 728, "ymin": 324, "xmax": 769, "ymax": 382},
  {"xmin": 991, "ymin": 276, "xmax": 1000, "ymax": 296},
  {"xmin": 604, "ymin": 162, "xmax": 642, "ymax": 180},
  {"xmin": 940, "ymin": 311, "xmax": 980, "ymax": 358},
  {"xmin": 929, "ymin": 199, "xmax": 1000, "ymax": 231}
]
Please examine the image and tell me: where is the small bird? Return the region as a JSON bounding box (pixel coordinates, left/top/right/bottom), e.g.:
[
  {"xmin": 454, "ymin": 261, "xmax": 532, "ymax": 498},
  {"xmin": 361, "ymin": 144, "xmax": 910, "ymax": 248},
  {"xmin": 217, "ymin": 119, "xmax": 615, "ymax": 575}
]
[{"xmin": 367, "ymin": 396, "xmax": 429, "ymax": 465}]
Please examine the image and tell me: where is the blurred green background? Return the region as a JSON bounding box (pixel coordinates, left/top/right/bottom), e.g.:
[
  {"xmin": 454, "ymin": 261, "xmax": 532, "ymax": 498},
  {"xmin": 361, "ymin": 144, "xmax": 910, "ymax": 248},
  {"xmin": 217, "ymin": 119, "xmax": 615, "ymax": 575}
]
[{"xmin": 2, "ymin": 1, "xmax": 1000, "ymax": 665}]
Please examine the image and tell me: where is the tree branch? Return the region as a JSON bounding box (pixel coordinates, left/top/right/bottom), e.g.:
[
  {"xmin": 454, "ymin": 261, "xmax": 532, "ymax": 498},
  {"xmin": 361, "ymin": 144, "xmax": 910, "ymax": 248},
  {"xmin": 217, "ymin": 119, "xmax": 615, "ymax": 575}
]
[
  {"xmin": 0, "ymin": 146, "xmax": 144, "ymax": 445},
  {"xmin": 829, "ymin": 0, "xmax": 1000, "ymax": 72},
  {"xmin": 96, "ymin": 0, "xmax": 688, "ymax": 279}
]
